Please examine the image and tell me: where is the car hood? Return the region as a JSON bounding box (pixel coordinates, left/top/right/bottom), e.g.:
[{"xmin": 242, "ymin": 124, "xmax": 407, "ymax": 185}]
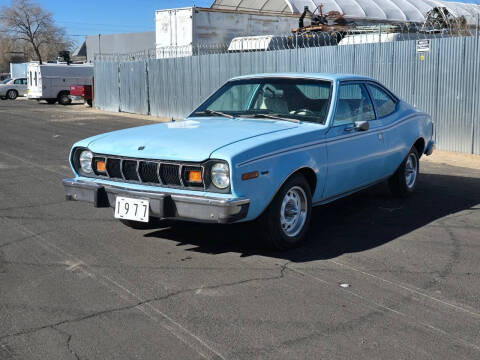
[{"xmin": 86, "ymin": 117, "xmax": 299, "ymax": 161}]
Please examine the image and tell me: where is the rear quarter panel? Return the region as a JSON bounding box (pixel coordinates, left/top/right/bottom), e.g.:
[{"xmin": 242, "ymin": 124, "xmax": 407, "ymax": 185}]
[{"xmin": 382, "ymin": 101, "xmax": 434, "ymax": 175}]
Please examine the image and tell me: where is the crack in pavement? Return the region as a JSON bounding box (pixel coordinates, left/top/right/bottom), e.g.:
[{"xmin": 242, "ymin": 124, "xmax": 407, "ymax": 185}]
[
  {"xmin": 0, "ymin": 262, "xmax": 290, "ymax": 343},
  {"xmin": 53, "ymin": 328, "xmax": 81, "ymax": 360}
]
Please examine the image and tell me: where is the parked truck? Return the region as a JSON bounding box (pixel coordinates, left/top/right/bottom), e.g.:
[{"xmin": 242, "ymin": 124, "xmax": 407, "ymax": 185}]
[
  {"xmin": 26, "ymin": 63, "xmax": 93, "ymax": 105},
  {"xmin": 69, "ymin": 84, "xmax": 93, "ymax": 107}
]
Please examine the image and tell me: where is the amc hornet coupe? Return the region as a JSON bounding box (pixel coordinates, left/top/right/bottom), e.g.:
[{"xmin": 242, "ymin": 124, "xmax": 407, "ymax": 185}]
[{"xmin": 63, "ymin": 73, "xmax": 435, "ymax": 249}]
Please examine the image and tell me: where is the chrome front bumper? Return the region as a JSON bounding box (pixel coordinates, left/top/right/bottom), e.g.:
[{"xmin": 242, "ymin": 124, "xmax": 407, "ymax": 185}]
[{"xmin": 62, "ymin": 178, "xmax": 250, "ymax": 224}]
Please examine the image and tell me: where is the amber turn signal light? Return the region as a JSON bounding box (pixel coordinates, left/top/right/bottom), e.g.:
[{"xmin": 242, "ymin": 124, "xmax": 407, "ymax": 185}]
[
  {"xmin": 241, "ymin": 171, "xmax": 259, "ymax": 181},
  {"xmin": 96, "ymin": 160, "xmax": 106, "ymax": 173},
  {"xmin": 187, "ymin": 170, "xmax": 202, "ymax": 183}
]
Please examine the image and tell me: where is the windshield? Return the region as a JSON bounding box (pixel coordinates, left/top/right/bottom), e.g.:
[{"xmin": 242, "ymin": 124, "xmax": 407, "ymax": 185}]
[
  {"xmin": 1, "ymin": 78, "xmax": 11, "ymax": 84},
  {"xmin": 192, "ymin": 78, "xmax": 332, "ymax": 124}
]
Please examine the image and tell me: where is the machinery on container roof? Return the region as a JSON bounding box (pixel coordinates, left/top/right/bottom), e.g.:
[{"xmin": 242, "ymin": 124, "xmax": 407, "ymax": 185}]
[
  {"xmin": 294, "ymin": 4, "xmax": 351, "ymax": 34},
  {"xmin": 292, "ymin": 3, "xmax": 472, "ymax": 41},
  {"xmin": 423, "ymin": 7, "xmax": 468, "ymax": 34},
  {"xmin": 291, "ymin": 4, "xmax": 354, "ymax": 45}
]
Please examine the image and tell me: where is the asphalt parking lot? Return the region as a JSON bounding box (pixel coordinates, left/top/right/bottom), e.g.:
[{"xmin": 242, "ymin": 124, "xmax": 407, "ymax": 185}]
[{"xmin": 1, "ymin": 99, "xmax": 480, "ymax": 360}]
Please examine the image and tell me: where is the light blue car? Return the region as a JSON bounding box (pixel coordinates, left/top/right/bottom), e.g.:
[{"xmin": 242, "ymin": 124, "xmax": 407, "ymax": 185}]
[{"xmin": 63, "ymin": 73, "xmax": 435, "ymax": 249}]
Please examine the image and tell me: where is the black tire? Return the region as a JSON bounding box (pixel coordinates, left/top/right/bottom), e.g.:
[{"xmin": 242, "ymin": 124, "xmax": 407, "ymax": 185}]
[
  {"xmin": 257, "ymin": 174, "xmax": 312, "ymax": 250},
  {"xmin": 389, "ymin": 147, "xmax": 420, "ymax": 197},
  {"xmin": 7, "ymin": 90, "xmax": 18, "ymax": 100},
  {"xmin": 86, "ymin": 99, "xmax": 92, "ymax": 107},
  {"xmin": 119, "ymin": 218, "xmax": 168, "ymax": 230},
  {"xmin": 58, "ymin": 92, "xmax": 71, "ymax": 106},
  {"xmin": 0, "ymin": 96, "xmax": 6, "ymax": 100},
  {"xmin": 46, "ymin": 99, "xmax": 57, "ymax": 104}
]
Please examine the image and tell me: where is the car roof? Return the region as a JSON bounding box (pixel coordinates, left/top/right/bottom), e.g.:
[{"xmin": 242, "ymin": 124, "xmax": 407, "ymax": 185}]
[{"xmin": 229, "ymin": 73, "xmax": 375, "ymax": 82}]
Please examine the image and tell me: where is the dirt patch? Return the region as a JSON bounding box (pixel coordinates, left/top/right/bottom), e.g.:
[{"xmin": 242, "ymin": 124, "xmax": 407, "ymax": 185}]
[
  {"xmin": 82, "ymin": 106, "xmax": 171, "ymax": 123},
  {"xmin": 422, "ymin": 150, "xmax": 480, "ymax": 170}
]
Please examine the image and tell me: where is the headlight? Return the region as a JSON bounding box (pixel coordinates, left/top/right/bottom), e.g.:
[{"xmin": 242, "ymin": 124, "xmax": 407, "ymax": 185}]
[
  {"xmin": 79, "ymin": 150, "xmax": 93, "ymax": 174},
  {"xmin": 211, "ymin": 162, "xmax": 230, "ymax": 189}
]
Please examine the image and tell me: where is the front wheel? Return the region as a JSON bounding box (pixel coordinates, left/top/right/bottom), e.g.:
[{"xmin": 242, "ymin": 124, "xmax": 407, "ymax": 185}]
[
  {"xmin": 258, "ymin": 174, "xmax": 312, "ymax": 250},
  {"xmin": 7, "ymin": 90, "xmax": 18, "ymax": 100},
  {"xmin": 389, "ymin": 147, "xmax": 419, "ymax": 197}
]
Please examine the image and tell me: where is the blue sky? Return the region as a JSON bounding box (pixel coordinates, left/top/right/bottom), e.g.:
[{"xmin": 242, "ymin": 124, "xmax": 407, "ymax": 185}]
[
  {"xmin": 0, "ymin": 0, "xmax": 478, "ymax": 44},
  {"xmin": 0, "ymin": 0, "xmax": 213, "ymax": 38}
]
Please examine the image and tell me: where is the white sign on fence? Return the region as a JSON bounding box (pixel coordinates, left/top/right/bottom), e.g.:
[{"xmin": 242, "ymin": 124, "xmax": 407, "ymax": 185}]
[{"xmin": 416, "ymin": 39, "xmax": 431, "ymax": 52}]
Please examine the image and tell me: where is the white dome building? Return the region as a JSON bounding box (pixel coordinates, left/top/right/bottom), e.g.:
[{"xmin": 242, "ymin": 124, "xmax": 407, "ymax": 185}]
[{"xmin": 211, "ymin": 0, "xmax": 480, "ymax": 25}]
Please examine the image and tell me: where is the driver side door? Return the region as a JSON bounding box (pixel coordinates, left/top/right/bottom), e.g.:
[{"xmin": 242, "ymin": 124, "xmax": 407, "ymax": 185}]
[{"xmin": 324, "ymin": 82, "xmax": 387, "ymax": 199}]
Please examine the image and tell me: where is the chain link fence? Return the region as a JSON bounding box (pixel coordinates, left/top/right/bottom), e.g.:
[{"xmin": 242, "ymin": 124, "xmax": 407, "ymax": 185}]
[{"xmin": 93, "ymin": 22, "xmax": 480, "ymax": 154}]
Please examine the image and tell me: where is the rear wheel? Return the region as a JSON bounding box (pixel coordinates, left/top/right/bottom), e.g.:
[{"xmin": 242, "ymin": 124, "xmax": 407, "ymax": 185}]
[
  {"xmin": 86, "ymin": 99, "xmax": 92, "ymax": 107},
  {"xmin": 389, "ymin": 147, "xmax": 419, "ymax": 197},
  {"xmin": 258, "ymin": 174, "xmax": 312, "ymax": 250},
  {"xmin": 58, "ymin": 92, "xmax": 71, "ymax": 105},
  {"xmin": 0, "ymin": 96, "xmax": 6, "ymax": 100},
  {"xmin": 7, "ymin": 90, "xmax": 18, "ymax": 100}
]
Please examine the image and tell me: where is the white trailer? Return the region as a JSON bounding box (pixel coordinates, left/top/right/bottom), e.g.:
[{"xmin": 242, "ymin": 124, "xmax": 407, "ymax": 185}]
[
  {"xmin": 155, "ymin": 7, "xmax": 299, "ymax": 58},
  {"xmin": 26, "ymin": 63, "xmax": 93, "ymax": 105}
]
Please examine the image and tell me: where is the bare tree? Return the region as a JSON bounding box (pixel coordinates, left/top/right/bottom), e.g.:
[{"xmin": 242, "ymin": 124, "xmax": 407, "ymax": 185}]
[
  {"xmin": 0, "ymin": 35, "xmax": 15, "ymax": 72},
  {"xmin": 0, "ymin": 0, "xmax": 71, "ymax": 64}
]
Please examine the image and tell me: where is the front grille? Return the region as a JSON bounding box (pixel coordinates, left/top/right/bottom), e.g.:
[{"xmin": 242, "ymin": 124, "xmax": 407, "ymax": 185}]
[
  {"xmin": 92, "ymin": 155, "xmax": 202, "ymax": 189},
  {"xmin": 160, "ymin": 164, "xmax": 181, "ymax": 185},
  {"xmin": 122, "ymin": 160, "xmax": 139, "ymax": 181},
  {"xmin": 106, "ymin": 159, "xmax": 122, "ymax": 178},
  {"xmin": 139, "ymin": 162, "xmax": 159, "ymax": 183}
]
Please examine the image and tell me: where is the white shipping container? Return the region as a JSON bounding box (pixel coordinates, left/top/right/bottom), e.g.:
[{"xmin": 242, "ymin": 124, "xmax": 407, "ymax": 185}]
[{"xmin": 155, "ymin": 7, "xmax": 299, "ymax": 58}]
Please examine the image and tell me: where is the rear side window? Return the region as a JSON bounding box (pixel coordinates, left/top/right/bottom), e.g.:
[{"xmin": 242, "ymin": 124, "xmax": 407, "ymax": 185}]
[
  {"xmin": 14, "ymin": 79, "xmax": 22, "ymax": 84},
  {"xmin": 334, "ymin": 83, "xmax": 375, "ymax": 125},
  {"xmin": 366, "ymin": 84, "xmax": 397, "ymax": 118}
]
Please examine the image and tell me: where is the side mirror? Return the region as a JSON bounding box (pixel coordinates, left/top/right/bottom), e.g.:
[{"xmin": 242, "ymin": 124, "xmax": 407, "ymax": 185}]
[{"xmin": 355, "ymin": 121, "xmax": 370, "ymax": 131}]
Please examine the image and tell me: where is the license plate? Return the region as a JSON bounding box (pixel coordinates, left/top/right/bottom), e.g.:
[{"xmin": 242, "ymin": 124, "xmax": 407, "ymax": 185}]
[{"xmin": 114, "ymin": 196, "xmax": 149, "ymax": 222}]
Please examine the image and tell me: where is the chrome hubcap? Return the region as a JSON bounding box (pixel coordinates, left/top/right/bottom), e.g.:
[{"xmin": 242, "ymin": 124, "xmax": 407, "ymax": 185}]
[
  {"xmin": 8, "ymin": 92, "xmax": 15, "ymax": 99},
  {"xmin": 280, "ymin": 186, "xmax": 307, "ymax": 238},
  {"xmin": 405, "ymin": 153, "xmax": 418, "ymax": 189}
]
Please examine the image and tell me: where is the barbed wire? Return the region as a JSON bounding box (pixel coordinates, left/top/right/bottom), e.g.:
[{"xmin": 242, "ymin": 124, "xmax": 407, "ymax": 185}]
[{"xmin": 94, "ymin": 20, "xmax": 480, "ymax": 62}]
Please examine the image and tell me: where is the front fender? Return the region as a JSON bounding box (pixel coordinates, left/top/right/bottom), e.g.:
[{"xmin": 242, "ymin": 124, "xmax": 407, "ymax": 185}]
[{"xmin": 213, "ymin": 127, "xmax": 328, "ymax": 222}]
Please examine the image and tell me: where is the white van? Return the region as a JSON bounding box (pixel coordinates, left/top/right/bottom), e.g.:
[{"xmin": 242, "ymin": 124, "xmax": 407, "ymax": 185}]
[
  {"xmin": 338, "ymin": 32, "xmax": 443, "ymax": 46},
  {"xmin": 27, "ymin": 63, "xmax": 93, "ymax": 105}
]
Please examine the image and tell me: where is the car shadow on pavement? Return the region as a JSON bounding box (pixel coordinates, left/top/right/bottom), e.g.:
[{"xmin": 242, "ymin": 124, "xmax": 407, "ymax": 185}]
[{"xmin": 144, "ymin": 172, "xmax": 480, "ymax": 262}]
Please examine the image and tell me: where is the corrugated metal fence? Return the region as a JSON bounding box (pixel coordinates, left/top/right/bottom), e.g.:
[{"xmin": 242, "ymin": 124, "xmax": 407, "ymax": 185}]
[{"xmin": 94, "ymin": 36, "xmax": 480, "ymax": 155}]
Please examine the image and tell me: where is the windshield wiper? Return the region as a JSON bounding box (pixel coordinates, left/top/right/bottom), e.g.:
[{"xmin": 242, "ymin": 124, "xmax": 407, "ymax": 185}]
[
  {"xmin": 194, "ymin": 109, "xmax": 235, "ymax": 119},
  {"xmin": 249, "ymin": 113, "xmax": 301, "ymax": 123}
]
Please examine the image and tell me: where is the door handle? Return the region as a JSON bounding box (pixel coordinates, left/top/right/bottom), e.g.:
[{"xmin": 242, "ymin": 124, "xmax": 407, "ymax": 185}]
[{"xmin": 344, "ymin": 125, "xmax": 355, "ymax": 133}]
